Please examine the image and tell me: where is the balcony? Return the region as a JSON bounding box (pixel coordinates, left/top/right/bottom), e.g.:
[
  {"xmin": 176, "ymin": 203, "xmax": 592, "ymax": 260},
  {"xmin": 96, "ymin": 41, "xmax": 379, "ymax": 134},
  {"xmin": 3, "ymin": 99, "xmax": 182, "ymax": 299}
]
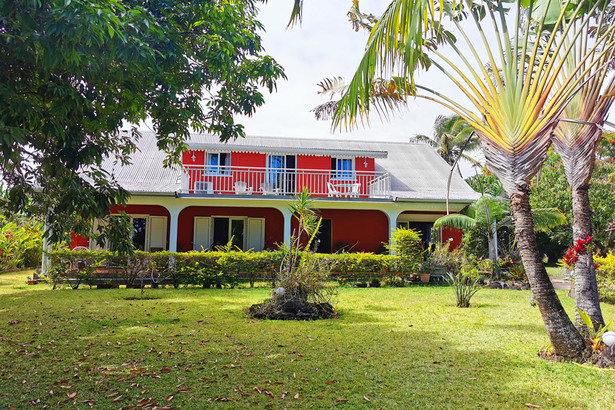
[{"xmin": 179, "ymin": 165, "xmax": 391, "ymax": 199}]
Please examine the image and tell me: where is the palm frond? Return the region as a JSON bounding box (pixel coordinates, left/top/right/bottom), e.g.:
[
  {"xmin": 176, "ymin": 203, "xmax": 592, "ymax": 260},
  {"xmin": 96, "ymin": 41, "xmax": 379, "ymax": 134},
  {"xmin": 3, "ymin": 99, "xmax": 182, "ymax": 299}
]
[
  {"xmin": 332, "ymin": 0, "xmax": 447, "ymax": 130},
  {"xmin": 433, "ymin": 213, "xmax": 476, "ymax": 230},
  {"xmin": 311, "ymin": 100, "xmax": 339, "ymax": 121},
  {"xmin": 287, "ymin": 0, "xmax": 304, "ymax": 27},
  {"xmin": 408, "ymin": 134, "xmax": 439, "ymax": 147},
  {"xmin": 317, "ymin": 77, "xmax": 349, "ymax": 99},
  {"xmin": 552, "ymin": 12, "xmax": 615, "ymax": 189},
  {"xmin": 500, "ymin": 208, "xmax": 567, "ymax": 233}
]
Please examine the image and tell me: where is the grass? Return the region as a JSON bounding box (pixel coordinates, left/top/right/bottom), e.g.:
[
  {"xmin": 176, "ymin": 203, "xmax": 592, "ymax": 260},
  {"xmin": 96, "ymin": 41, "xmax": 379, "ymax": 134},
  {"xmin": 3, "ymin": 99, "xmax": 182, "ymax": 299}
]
[
  {"xmin": 546, "ymin": 264, "xmax": 567, "ymax": 279},
  {"xmin": 1, "ymin": 270, "xmax": 614, "ymax": 409}
]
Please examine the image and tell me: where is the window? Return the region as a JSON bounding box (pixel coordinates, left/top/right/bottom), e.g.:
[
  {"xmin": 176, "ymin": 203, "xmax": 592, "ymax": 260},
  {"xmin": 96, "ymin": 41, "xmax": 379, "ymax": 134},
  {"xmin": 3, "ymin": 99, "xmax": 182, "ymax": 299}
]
[
  {"xmin": 132, "ymin": 217, "xmax": 147, "ymax": 251},
  {"xmin": 209, "ymin": 217, "xmax": 265, "ymax": 251},
  {"xmin": 206, "ymin": 152, "xmax": 230, "ymax": 175},
  {"xmin": 331, "ymin": 158, "xmax": 354, "ymax": 180},
  {"xmin": 90, "ymin": 215, "xmax": 167, "ymax": 252},
  {"xmin": 267, "ymin": 155, "xmax": 296, "ymax": 193}
]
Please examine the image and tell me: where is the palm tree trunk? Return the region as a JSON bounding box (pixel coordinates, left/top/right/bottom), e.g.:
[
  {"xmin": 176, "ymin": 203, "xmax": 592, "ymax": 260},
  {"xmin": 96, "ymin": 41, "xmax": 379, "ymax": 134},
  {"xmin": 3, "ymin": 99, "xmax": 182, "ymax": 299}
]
[
  {"xmin": 509, "ymin": 187, "xmax": 588, "ymax": 358},
  {"xmin": 571, "ymin": 184, "xmax": 604, "ymax": 329}
]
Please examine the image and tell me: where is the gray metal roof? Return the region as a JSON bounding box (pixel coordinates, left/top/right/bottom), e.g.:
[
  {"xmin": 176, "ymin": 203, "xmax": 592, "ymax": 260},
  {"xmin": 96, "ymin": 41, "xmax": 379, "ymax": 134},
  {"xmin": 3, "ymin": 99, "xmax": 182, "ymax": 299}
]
[
  {"xmin": 100, "ymin": 132, "xmax": 181, "ymax": 194},
  {"xmin": 105, "ymin": 132, "xmax": 480, "ymax": 201}
]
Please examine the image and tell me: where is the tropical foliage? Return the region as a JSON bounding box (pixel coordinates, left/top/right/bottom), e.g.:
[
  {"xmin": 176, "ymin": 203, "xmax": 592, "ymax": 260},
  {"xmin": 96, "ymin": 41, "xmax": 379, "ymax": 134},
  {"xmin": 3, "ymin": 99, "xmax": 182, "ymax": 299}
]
[
  {"xmin": 0, "ymin": 215, "xmax": 43, "ymax": 272},
  {"xmin": 531, "ymin": 140, "xmax": 615, "ymax": 255},
  {"xmin": 549, "ymin": 10, "xmax": 615, "ymax": 328}
]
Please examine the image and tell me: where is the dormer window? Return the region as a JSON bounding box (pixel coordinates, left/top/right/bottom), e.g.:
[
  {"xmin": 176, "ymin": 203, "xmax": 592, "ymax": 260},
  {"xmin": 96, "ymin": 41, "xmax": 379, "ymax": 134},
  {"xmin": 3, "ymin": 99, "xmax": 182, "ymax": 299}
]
[
  {"xmin": 331, "ymin": 158, "xmax": 354, "ymax": 180},
  {"xmin": 206, "ymin": 152, "xmax": 230, "ymax": 175}
]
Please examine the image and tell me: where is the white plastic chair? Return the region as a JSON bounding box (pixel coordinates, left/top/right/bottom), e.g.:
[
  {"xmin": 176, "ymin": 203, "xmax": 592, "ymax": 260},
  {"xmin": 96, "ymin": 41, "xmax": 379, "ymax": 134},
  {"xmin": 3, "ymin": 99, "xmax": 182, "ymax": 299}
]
[
  {"xmin": 349, "ymin": 183, "xmax": 361, "ymax": 198},
  {"xmin": 327, "ymin": 182, "xmax": 341, "ymax": 197},
  {"xmin": 234, "ymin": 181, "xmax": 253, "ymax": 195},
  {"xmin": 260, "ymin": 182, "xmax": 279, "ymax": 195}
]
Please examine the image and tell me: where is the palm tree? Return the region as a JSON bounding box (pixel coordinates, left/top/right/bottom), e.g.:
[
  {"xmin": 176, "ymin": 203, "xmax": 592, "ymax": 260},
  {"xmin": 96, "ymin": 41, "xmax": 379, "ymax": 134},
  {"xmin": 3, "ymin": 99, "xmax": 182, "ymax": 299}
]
[
  {"xmin": 322, "ymin": 0, "xmax": 615, "ymax": 357},
  {"xmin": 410, "ymin": 114, "xmax": 480, "ymax": 174},
  {"xmin": 434, "ymin": 195, "xmax": 567, "ymax": 266},
  {"xmin": 551, "ymin": 17, "xmax": 615, "ymax": 329}
]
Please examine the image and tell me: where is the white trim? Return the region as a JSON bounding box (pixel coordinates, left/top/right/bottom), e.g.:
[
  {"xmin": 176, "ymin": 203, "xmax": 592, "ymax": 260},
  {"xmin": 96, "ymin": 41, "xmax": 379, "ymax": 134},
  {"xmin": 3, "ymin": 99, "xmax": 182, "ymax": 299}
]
[
  {"xmin": 90, "ymin": 214, "xmax": 153, "ymax": 251},
  {"xmin": 188, "ymin": 143, "xmax": 388, "ymax": 158},
  {"xmin": 205, "ymin": 152, "xmax": 231, "ymax": 175}
]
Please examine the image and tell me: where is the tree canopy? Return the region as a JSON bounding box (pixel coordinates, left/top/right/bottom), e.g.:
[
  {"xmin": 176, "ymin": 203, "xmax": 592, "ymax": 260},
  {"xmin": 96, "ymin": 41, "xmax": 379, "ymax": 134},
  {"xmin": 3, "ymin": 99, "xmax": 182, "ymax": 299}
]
[{"xmin": 0, "ymin": 0, "xmax": 285, "ymax": 241}]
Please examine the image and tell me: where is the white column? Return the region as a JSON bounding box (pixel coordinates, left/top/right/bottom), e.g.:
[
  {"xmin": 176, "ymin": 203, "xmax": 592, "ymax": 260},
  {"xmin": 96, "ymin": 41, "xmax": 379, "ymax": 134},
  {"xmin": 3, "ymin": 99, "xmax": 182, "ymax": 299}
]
[
  {"xmin": 167, "ymin": 207, "xmax": 181, "ymax": 252},
  {"xmin": 41, "ymin": 222, "xmax": 51, "ymax": 275},
  {"xmin": 385, "ymin": 209, "xmax": 403, "ymax": 255},
  {"xmin": 281, "ymin": 207, "xmax": 293, "ymax": 246}
]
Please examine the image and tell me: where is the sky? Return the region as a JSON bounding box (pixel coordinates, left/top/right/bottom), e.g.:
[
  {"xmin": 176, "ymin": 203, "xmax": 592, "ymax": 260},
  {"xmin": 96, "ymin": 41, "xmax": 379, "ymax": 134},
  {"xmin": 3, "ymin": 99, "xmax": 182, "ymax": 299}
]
[{"xmin": 238, "ymin": 1, "xmax": 463, "ymax": 142}]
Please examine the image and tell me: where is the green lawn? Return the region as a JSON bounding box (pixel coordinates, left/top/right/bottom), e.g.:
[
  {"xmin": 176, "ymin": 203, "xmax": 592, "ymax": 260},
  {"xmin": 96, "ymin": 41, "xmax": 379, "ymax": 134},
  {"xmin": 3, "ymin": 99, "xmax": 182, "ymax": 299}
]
[{"xmin": 1, "ymin": 270, "xmax": 613, "ymax": 409}]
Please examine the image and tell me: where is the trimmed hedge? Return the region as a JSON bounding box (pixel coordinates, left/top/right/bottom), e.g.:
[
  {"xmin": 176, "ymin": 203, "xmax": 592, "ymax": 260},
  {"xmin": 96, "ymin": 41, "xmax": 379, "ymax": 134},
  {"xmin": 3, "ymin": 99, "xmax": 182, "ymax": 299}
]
[{"xmin": 47, "ymin": 249, "xmax": 421, "ymax": 289}]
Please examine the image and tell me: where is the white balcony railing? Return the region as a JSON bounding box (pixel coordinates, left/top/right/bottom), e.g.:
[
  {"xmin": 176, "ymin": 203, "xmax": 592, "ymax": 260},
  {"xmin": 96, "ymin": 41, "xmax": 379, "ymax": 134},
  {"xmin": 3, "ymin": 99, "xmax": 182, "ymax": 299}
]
[{"xmin": 179, "ymin": 165, "xmax": 391, "ymax": 199}]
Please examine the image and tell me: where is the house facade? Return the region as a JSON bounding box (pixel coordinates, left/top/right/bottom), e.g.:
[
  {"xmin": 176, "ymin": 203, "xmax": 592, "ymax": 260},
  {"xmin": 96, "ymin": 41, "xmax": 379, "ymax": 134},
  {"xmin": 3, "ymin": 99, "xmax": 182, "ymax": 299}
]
[{"xmin": 70, "ymin": 133, "xmax": 480, "ymax": 253}]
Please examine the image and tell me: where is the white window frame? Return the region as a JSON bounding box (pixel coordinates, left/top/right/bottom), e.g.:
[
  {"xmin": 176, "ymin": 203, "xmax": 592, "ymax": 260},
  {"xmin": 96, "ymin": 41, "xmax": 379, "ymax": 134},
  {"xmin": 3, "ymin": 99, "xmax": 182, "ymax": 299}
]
[
  {"xmin": 206, "ymin": 152, "xmax": 231, "ymax": 175},
  {"xmin": 331, "ymin": 157, "xmax": 355, "ymax": 181}
]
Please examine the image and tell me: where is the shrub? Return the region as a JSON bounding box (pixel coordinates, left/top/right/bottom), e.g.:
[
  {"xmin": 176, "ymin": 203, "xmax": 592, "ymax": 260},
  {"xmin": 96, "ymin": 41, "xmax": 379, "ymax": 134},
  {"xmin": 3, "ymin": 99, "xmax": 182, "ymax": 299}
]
[
  {"xmin": 595, "ymin": 252, "xmax": 615, "ymax": 303},
  {"xmin": 445, "ymin": 270, "xmax": 482, "ymax": 308},
  {"xmin": 387, "ymin": 227, "xmax": 423, "ymax": 278},
  {"xmin": 0, "ymin": 217, "xmax": 43, "ymax": 271}
]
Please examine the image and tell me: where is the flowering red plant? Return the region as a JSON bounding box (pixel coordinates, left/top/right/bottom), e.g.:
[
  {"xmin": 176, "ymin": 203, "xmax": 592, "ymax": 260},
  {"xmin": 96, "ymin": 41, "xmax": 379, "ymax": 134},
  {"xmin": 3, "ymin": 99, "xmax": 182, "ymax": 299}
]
[{"xmin": 563, "ymin": 235, "xmax": 593, "ymax": 268}]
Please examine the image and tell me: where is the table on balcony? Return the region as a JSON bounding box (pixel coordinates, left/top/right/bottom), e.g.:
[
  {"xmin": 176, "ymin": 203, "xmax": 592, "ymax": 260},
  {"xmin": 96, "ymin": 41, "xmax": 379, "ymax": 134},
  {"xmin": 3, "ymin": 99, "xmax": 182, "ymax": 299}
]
[{"xmin": 330, "ymin": 182, "xmax": 361, "ymax": 198}]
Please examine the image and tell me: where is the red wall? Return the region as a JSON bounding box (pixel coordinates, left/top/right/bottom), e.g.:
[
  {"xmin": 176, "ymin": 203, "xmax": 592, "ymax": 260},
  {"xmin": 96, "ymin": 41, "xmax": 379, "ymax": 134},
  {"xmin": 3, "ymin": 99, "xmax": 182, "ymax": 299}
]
[
  {"xmin": 296, "ymin": 155, "xmax": 330, "ymax": 194},
  {"xmin": 441, "ymin": 227, "xmax": 463, "ymax": 250},
  {"xmin": 291, "ymin": 209, "xmax": 388, "ymax": 253},
  {"xmin": 182, "ymin": 150, "xmax": 205, "ymax": 166},
  {"xmin": 177, "ymin": 206, "xmax": 284, "ymax": 252},
  {"xmin": 70, "ymin": 205, "xmax": 171, "ymax": 250},
  {"xmin": 71, "ymin": 233, "xmax": 90, "ymax": 249},
  {"xmin": 181, "ymin": 151, "xmax": 380, "ymax": 197},
  {"xmin": 233, "ymin": 152, "xmax": 266, "ymax": 167},
  {"xmin": 355, "ymin": 157, "xmax": 375, "ymax": 172}
]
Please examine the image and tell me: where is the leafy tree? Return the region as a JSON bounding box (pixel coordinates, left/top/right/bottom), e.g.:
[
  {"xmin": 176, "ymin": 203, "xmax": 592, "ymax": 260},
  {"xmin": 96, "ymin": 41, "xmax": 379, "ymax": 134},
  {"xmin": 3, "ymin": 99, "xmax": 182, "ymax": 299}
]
[
  {"xmin": 531, "ymin": 140, "xmax": 615, "ymax": 257},
  {"xmin": 0, "ymin": 0, "xmax": 285, "ymax": 241}
]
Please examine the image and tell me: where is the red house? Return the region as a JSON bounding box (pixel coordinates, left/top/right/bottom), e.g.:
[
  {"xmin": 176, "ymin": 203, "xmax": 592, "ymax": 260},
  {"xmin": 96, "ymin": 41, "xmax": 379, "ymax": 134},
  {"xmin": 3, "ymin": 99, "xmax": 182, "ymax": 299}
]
[{"xmin": 71, "ymin": 133, "xmax": 479, "ymax": 253}]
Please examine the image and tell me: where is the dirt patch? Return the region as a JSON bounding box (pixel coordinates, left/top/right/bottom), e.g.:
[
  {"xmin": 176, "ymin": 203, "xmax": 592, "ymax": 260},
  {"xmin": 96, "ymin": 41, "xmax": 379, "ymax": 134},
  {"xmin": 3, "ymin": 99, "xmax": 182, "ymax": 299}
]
[{"xmin": 248, "ymin": 300, "xmax": 336, "ymax": 320}]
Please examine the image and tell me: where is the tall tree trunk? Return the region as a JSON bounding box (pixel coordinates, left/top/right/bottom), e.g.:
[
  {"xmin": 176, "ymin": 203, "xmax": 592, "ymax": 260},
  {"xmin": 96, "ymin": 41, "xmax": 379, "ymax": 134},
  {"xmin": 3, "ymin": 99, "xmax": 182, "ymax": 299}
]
[
  {"xmin": 571, "ymin": 184, "xmax": 604, "ymax": 329},
  {"xmin": 509, "ymin": 187, "xmax": 588, "ymax": 358}
]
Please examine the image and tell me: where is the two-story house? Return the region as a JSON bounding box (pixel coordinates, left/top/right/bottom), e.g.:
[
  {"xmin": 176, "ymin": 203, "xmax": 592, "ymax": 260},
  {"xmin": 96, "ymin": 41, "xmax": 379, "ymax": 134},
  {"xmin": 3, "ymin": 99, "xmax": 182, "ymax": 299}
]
[{"xmin": 70, "ymin": 132, "xmax": 480, "ymax": 253}]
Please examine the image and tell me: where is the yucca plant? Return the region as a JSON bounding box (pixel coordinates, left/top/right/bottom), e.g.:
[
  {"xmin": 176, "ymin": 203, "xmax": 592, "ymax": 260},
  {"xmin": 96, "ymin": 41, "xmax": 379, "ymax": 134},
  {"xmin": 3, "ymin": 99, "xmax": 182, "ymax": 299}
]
[
  {"xmin": 551, "ymin": 16, "xmax": 615, "ymax": 329},
  {"xmin": 322, "ymin": 0, "xmax": 615, "ymax": 358},
  {"xmin": 445, "ymin": 270, "xmax": 482, "ymax": 308}
]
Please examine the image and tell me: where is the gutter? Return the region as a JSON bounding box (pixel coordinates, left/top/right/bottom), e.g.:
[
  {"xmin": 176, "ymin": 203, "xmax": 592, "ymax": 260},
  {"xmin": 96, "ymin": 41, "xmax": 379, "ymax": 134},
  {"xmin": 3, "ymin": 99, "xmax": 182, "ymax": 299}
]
[{"xmin": 186, "ymin": 143, "xmax": 388, "ymax": 158}]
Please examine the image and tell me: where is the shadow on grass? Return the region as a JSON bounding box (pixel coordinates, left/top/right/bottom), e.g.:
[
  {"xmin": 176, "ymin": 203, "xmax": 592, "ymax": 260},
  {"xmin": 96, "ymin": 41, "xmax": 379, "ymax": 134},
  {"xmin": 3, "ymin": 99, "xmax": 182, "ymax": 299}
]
[{"xmin": 0, "ymin": 289, "xmax": 608, "ymax": 408}]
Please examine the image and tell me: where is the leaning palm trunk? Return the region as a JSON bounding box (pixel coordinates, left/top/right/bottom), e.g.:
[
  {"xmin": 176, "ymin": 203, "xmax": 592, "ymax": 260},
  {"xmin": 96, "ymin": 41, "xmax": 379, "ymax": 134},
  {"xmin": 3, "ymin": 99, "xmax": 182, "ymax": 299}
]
[
  {"xmin": 510, "ymin": 187, "xmax": 589, "ymax": 356},
  {"xmin": 552, "ymin": 20, "xmax": 615, "ymax": 329}
]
